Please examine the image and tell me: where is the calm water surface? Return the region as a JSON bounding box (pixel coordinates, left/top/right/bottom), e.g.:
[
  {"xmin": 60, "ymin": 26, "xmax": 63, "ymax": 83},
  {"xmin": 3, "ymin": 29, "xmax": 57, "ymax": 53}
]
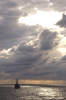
[{"xmin": 0, "ymin": 84, "xmax": 66, "ymax": 100}]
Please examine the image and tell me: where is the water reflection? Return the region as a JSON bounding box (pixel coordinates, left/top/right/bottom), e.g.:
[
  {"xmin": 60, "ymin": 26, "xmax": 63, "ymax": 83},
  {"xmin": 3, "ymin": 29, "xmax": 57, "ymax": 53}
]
[
  {"xmin": 0, "ymin": 84, "xmax": 14, "ymax": 87},
  {"xmin": 0, "ymin": 85, "xmax": 66, "ymax": 100},
  {"xmin": 38, "ymin": 87, "xmax": 64, "ymax": 99},
  {"xmin": 21, "ymin": 85, "xmax": 32, "ymax": 88}
]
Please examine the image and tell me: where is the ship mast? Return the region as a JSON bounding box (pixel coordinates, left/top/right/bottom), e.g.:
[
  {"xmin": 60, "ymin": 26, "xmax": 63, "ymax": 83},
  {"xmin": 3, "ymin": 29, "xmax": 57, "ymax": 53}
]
[{"xmin": 16, "ymin": 79, "xmax": 18, "ymax": 84}]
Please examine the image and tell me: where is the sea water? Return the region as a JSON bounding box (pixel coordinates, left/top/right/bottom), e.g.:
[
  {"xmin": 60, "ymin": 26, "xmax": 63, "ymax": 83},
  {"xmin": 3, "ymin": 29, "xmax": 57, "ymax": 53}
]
[{"xmin": 0, "ymin": 84, "xmax": 66, "ymax": 100}]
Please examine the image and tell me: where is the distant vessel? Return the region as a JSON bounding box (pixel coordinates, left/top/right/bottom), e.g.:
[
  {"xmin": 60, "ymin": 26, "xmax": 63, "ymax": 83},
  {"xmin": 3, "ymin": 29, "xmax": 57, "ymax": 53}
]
[{"xmin": 15, "ymin": 79, "xmax": 20, "ymax": 89}]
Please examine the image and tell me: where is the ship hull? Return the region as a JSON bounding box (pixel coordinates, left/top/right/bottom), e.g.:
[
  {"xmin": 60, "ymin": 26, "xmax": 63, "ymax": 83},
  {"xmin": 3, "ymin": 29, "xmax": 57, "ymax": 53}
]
[{"xmin": 15, "ymin": 84, "xmax": 20, "ymax": 89}]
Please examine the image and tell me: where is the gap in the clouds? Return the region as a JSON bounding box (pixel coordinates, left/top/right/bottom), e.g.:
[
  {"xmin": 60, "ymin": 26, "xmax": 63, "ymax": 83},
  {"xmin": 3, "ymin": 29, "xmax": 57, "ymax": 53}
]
[{"xmin": 18, "ymin": 9, "xmax": 62, "ymax": 29}]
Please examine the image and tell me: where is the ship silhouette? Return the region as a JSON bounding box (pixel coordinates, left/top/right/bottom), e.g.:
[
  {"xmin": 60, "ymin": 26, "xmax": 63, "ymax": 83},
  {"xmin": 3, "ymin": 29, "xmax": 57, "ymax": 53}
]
[{"xmin": 14, "ymin": 79, "xmax": 20, "ymax": 89}]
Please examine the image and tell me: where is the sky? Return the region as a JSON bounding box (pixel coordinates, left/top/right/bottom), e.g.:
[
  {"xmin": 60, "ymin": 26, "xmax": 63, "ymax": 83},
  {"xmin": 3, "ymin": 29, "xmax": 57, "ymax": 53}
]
[{"xmin": 0, "ymin": 0, "xmax": 66, "ymax": 85}]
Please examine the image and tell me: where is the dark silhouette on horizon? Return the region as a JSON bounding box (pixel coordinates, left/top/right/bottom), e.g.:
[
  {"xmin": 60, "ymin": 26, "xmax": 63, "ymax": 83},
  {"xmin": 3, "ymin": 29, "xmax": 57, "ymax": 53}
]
[{"xmin": 14, "ymin": 79, "xmax": 20, "ymax": 89}]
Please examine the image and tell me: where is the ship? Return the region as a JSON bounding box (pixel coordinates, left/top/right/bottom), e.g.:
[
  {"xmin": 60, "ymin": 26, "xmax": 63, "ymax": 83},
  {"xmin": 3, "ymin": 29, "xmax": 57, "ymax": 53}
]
[{"xmin": 14, "ymin": 79, "xmax": 20, "ymax": 89}]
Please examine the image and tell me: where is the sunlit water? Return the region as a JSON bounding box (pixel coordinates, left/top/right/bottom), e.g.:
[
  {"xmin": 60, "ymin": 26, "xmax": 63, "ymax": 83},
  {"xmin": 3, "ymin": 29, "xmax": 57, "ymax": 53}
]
[{"xmin": 0, "ymin": 84, "xmax": 66, "ymax": 100}]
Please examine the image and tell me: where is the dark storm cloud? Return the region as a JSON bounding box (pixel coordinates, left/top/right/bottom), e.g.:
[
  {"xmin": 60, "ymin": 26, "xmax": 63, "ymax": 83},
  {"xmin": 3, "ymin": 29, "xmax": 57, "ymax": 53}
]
[{"xmin": 56, "ymin": 13, "xmax": 66, "ymax": 28}]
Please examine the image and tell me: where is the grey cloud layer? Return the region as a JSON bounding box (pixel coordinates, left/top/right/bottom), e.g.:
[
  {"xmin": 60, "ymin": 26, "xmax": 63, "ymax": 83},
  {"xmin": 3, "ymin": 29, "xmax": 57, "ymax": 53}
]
[
  {"xmin": 0, "ymin": 0, "xmax": 66, "ymax": 80},
  {"xmin": 0, "ymin": 29, "xmax": 63, "ymax": 80}
]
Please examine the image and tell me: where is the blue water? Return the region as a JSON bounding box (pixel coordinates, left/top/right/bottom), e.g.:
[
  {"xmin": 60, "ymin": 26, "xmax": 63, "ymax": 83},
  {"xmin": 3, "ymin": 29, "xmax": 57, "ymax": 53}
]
[{"xmin": 0, "ymin": 84, "xmax": 66, "ymax": 100}]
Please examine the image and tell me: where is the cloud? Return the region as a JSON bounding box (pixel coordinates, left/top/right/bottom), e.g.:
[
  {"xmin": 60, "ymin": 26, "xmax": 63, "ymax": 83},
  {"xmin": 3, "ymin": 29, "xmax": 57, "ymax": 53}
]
[
  {"xmin": 0, "ymin": 0, "xmax": 61, "ymax": 51},
  {"xmin": 0, "ymin": 29, "xmax": 62, "ymax": 80},
  {"xmin": 50, "ymin": 0, "xmax": 66, "ymax": 12},
  {"xmin": 0, "ymin": 18, "xmax": 43, "ymax": 50},
  {"xmin": 56, "ymin": 13, "xmax": 66, "ymax": 28},
  {"xmin": 38, "ymin": 29, "xmax": 59, "ymax": 50},
  {"xmin": 62, "ymin": 55, "xmax": 66, "ymax": 60},
  {"xmin": 0, "ymin": 0, "xmax": 44, "ymax": 51},
  {"xmin": 5, "ymin": 1, "xmax": 18, "ymax": 8}
]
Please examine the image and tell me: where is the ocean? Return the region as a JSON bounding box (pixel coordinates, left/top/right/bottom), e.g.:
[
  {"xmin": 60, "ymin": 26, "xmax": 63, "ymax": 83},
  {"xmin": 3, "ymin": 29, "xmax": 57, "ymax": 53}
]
[{"xmin": 0, "ymin": 84, "xmax": 66, "ymax": 100}]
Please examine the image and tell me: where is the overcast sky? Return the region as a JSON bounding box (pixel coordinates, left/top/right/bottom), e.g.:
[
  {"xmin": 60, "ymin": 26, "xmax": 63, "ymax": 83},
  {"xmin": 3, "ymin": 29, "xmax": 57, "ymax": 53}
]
[{"xmin": 0, "ymin": 0, "xmax": 66, "ymax": 84}]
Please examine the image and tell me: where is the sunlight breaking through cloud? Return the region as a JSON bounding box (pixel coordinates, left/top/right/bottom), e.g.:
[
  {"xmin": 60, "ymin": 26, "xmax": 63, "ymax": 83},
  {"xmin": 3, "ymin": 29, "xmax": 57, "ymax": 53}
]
[{"xmin": 19, "ymin": 10, "xmax": 62, "ymax": 28}]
